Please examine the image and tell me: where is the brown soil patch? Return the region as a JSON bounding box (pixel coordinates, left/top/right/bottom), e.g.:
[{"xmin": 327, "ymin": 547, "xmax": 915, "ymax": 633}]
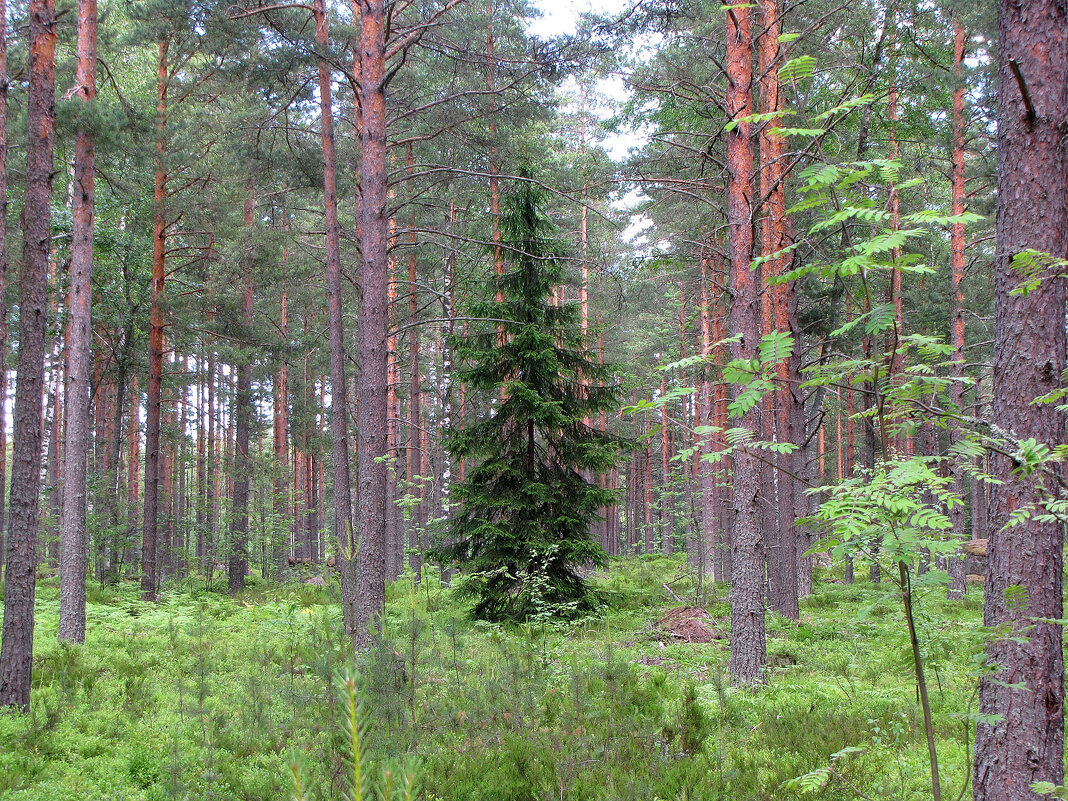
[{"xmin": 656, "ymin": 607, "xmax": 725, "ymax": 644}]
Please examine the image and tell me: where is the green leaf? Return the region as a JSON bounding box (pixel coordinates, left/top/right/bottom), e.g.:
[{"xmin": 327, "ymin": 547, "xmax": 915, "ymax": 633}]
[
  {"xmin": 778, "ymin": 55, "xmax": 817, "ymax": 82},
  {"xmin": 813, "ymin": 93, "xmax": 880, "ymax": 121}
]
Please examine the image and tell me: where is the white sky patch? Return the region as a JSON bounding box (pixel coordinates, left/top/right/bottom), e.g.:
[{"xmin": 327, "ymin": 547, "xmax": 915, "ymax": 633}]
[{"xmin": 527, "ymin": 0, "xmax": 630, "ymax": 38}]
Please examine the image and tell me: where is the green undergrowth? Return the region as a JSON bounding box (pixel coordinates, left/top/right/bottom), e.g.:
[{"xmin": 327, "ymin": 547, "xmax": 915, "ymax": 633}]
[{"xmin": 0, "ymin": 556, "xmax": 985, "ymax": 800}]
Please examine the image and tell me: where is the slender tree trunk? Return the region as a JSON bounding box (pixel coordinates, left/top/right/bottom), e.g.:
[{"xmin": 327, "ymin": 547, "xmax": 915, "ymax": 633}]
[
  {"xmin": 698, "ymin": 255, "xmax": 716, "ymax": 578},
  {"xmin": 206, "ymin": 349, "xmax": 217, "ymax": 569},
  {"xmin": 354, "ymin": 0, "xmax": 389, "ymax": 649},
  {"xmin": 974, "ymin": 4, "xmax": 1068, "ymax": 799},
  {"xmin": 57, "ymin": 0, "xmax": 97, "ymax": 642},
  {"xmin": 142, "ymin": 38, "xmax": 168, "ymax": 601},
  {"xmin": 127, "ymin": 376, "xmax": 140, "ymax": 573},
  {"xmin": 273, "ymin": 285, "xmax": 289, "ymax": 576},
  {"xmin": 229, "ymin": 185, "xmax": 255, "ymax": 595},
  {"xmin": 725, "ymin": 1, "xmax": 765, "ymax": 686},
  {"xmin": 0, "ymin": 0, "xmax": 56, "ymax": 710},
  {"xmin": 0, "ymin": 0, "xmax": 9, "ymax": 575},
  {"xmin": 386, "ymin": 257, "xmax": 401, "ymax": 579},
  {"xmin": 438, "ymin": 204, "xmax": 456, "ymax": 546},
  {"xmin": 406, "ymin": 145, "xmax": 424, "ymax": 579},
  {"xmin": 946, "ymin": 20, "xmax": 968, "ymax": 601},
  {"xmin": 196, "ymin": 365, "xmax": 206, "ymax": 570},
  {"xmin": 660, "ymin": 372, "xmax": 672, "ymax": 554},
  {"xmin": 315, "ymin": 0, "xmax": 357, "ymax": 632}
]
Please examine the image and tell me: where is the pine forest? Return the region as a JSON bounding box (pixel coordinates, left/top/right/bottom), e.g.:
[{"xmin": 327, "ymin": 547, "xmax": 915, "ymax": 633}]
[{"xmin": 0, "ymin": 0, "xmax": 1065, "ymax": 799}]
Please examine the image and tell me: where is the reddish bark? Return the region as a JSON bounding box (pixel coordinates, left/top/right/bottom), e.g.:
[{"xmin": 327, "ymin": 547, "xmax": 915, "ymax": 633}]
[
  {"xmin": 947, "ymin": 21, "xmax": 968, "ymax": 600},
  {"xmin": 354, "ymin": 0, "xmax": 390, "ymax": 649},
  {"xmin": 724, "ymin": 0, "xmax": 764, "ymax": 686},
  {"xmin": 758, "ymin": 0, "xmax": 799, "ymax": 616},
  {"xmin": 974, "ymin": 4, "xmax": 1068, "ymax": 799}
]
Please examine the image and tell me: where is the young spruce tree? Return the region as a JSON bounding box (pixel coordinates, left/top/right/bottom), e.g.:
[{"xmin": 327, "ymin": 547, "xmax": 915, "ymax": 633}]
[{"xmin": 443, "ymin": 178, "xmax": 625, "ymax": 622}]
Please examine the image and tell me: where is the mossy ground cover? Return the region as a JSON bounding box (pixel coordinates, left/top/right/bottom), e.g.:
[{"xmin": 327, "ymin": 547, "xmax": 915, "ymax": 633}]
[{"xmin": 0, "ymin": 557, "xmax": 985, "ymax": 800}]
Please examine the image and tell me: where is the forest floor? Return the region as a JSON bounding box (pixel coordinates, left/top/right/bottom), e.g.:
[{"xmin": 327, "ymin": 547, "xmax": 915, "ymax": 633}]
[{"xmin": 0, "ymin": 557, "xmax": 985, "ymax": 801}]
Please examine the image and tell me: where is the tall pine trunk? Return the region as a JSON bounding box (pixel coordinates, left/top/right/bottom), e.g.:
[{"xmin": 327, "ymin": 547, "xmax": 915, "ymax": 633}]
[
  {"xmin": 354, "ymin": 0, "xmax": 389, "ymax": 649},
  {"xmin": 58, "ymin": 0, "xmax": 97, "ymax": 642},
  {"xmin": 0, "ymin": 0, "xmax": 56, "ymax": 709},
  {"xmin": 758, "ymin": 0, "xmax": 798, "ymax": 617},
  {"xmin": 724, "ymin": 1, "xmax": 765, "ymax": 686},
  {"xmin": 973, "ymin": 3, "xmax": 1068, "ymax": 799}
]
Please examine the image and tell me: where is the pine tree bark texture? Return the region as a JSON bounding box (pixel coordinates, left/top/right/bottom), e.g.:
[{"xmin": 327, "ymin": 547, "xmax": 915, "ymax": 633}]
[
  {"xmin": 0, "ymin": 0, "xmax": 56, "ymax": 710},
  {"xmin": 759, "ymin": 0, "xmax": 798, "ymax": 619},
  {"xmin": 142, "ymin": 38, "xmax": 169, "ymax": 601},
  {"xmin": 724, "ymin": 1, "xmax": 765, "ymax": 687},
  {"xmin": 58, "ymin": 0, "xmax": 98, "ymax": 642},
  {"xmin": 354, "ymin": 0, "xmax": 389, "ymax": 650},
  {"xmin": 974, "ymin": 2, "xmax": 1068, "ymax": 799},
  {"xmin": 0, "ymin": 0, "xmax": 9, "ymax": 576}
]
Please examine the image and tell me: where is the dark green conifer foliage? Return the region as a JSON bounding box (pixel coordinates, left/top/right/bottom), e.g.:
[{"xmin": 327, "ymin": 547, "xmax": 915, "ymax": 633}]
[{"xmin": 443, "ymin": 178, "xmax": 627, "ymax": 622}]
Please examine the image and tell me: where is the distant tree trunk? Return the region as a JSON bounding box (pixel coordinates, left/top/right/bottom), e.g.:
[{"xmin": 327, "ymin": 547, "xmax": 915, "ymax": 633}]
[
  {"xmin": 58, "ymin": 0, "xmax": 97, "ymax": 643},
  {"xmin": 697, "ymin": 254, "xmax": 714, "ymax": 581},
  {"xmin": 660, "ymin": 372, "xmax": 673, "ymax": 554},
  {"xmin": 439, "ymin": 204, "xmax": 457, "ymax": 526},
  {"xmin": 127, "ymin": 376, "xmax": 140, "ymax": 571},
  {"xmin": 316, "ymin": 0, "xmax": 356, "ymax": 632},
  {"xmin": 863, "ymin": 332, "xmax": 879, "ymax": 583},
  {"xmin": 272, "ymin": 285, "xmax": 289, "ymax": 576},
  {"xmin": 196, "ymin": 365, "xmax": 206, "ymax": 570},
  {"xmin": 160, "ymin": 349, "xmax": 175, "ymax": 577},
  {"xmin": 724, "ymin": 0, "xmax": 765, "ymax": 686},
  {"xmin": 0, "ymin": 0, "xmax": 56, "ymax": 710},
  {"xmin": 406, "ymin": 145, "xmax": 425, "ymax": 579},
  {"xmin": 142, "ymin": 38, "xmax": 168, "ymax": 602},
  {"xmin": 946, "ymin": 20, "xmax": 968, "ymax": 601},
  {"xmin": 711, "ymin": 260, "xmax": 731, "ymax": 584},
  {"xmin": 971, "ymin": 379, "xmax": 987, "ymax": 544},
  {"xmin": 386, "ymin": 260, "xmax": 401, "ymax": 579},
  {"xmin": 176, "ymin": 377, "xmax": 188, "ymax": 575},
  {"xmin": 974, "ymin": 4, "xmax": 1068, "ymax": 800},
  {"xmin": 206, "ymin": 348, "xmax": 217, "ymax": 568},
  {"xmin": 354, "ymin": 0, "xmax": 390, "ymax": 649},
  {"xmin": 45, "ymin": 341, "xmax": 62, "ymax": 567},
  {"xmin": 844, "ymin": 385, "xmax": 855, "ymax": 584},
  {"xmin": 228, "ymin": 184, "xmax": 255, "ymax": 595}
]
